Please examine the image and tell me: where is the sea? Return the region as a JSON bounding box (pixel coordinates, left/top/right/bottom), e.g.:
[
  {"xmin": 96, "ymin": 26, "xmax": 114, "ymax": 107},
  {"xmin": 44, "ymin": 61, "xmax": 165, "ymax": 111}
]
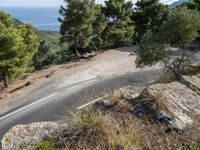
[{"xmin": 0, "ymin": 7, "xmax": 60, "ymax": 31}]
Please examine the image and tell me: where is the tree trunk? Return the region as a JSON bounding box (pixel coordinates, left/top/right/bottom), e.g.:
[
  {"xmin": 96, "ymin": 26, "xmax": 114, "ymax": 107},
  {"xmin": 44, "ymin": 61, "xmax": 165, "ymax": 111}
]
[
  {"xmin": 74, "ymin": 45, "xmax": 80, "ymax": 58},
  {"xmin": 3, "ymin": 75, "xmax": 8, "ymax": 88},
  {"xmin": 73, "ymin": 27, "xmax": 80, "ymax": 58},
  {"xmin": 177, "ymin": 43, "xmax": 186, "ymax": 78}
]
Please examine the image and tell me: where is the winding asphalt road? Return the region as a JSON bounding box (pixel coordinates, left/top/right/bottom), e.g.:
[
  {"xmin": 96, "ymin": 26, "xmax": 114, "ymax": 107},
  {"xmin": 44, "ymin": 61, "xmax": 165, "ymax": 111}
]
[{"xmin": 0, "ymin": 69, "xmax": 160, "ymax": 140}]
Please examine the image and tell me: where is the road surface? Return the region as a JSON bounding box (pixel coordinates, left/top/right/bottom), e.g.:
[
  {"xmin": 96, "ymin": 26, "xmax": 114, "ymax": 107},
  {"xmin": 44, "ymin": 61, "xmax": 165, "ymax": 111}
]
[{"xmin": 0, "ymin": 69, "xmax": 160, "ymax": 140}]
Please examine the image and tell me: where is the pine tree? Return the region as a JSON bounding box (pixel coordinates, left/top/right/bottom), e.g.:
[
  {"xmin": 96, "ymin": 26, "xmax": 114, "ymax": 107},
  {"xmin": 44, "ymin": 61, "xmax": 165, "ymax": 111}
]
[
  {"xmin": 0, "ymin": 11, "xmax": 39, "ymax": 87},
  {"xmin": 160, "ymin": 8, "xmax": 200, "ymax": 46},
  {"xmin": 136, "ymin": 8, "xmax": 200, "ymax": 79},
  {"xmin": 59, "ymin": 0, "xmax": 105, "ymax": 56},
  {"xmin": 102, "ymin": 0, "xmax": 134, "ymax": 48},
  {"xmin": 133, "ymin": 0, "xmax": 169, "ymax": 41}
]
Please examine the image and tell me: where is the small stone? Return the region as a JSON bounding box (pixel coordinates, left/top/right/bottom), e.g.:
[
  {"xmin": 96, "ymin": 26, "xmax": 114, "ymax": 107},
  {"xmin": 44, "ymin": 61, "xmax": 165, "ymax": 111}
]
[
  {"xmin": 25, "ymin": 81, "xmax": 32, "ymax": 86},
  {"xmin": 155, "ymin": 110, "xmax": 171, "ymax": 123},
  {"xmin": 93, "ymin": 99, "xmax": 113, "ymax": 110},
  {"xmin": 130, "ymin": 107, "xmax": 145, "ymax": 117}
]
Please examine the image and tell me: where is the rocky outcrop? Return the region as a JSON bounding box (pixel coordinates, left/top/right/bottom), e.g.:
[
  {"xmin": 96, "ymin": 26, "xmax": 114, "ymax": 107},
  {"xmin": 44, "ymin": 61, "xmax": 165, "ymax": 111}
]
[
  {"xmin": 182, "ymin": 75, "xmax": 200, "ymax": 89},
  {"xmin": 146, "ymin": 81, "xmax": 200, "ymax": 130},
  {"xmin": 1, "ymin": 79, "xmax": 200, "ymax": 149},
  {"xmin": 1, "ymin": 121, "xmax": 67, "ymax": 150}
]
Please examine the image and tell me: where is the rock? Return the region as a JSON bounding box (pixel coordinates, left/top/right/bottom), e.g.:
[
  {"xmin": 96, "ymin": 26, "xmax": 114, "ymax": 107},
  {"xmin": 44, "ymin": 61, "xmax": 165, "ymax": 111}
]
[
  {"xmin": 25, "ymin": 81, "xmax": 32, "ymax": 86},
  {"xmin": 1, "ymin": 121, "xmax": 67, "ymax": 150},
  {"xmin": 130, "ymin": 107, "xmax": 145, "ymax": 117},
  {"xmin": 182, "ymin": 75, "xmax": 200, "ymax": 90},
  {"xmin": 155, "ymin": 109, "xmax": 171, "ymax": 123},
  {"xmin": 113, "ymin": 86, "xmax": 141, "ymax": 101},
  {"xmin": 93, "ymin": 99, "xmax": 113, "ymax": 110},
  {"xmin": 147, "ymin": 81, "xmax": 200, "ymax": 130},
  {"xmin": 113, "ymin": 90, "xmax": 123, "ymax": 99}
]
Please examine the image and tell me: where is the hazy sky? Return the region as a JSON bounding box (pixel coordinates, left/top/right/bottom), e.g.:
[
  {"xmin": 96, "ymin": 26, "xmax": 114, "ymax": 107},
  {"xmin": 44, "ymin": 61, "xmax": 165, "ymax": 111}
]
[{"xmin": 0, "ymin": 0, "xmax": 175, "ymax": 7}]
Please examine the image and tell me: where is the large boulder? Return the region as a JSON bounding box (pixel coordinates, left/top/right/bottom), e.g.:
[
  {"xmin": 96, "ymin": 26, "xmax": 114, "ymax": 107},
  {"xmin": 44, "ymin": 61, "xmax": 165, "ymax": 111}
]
[
  {"xmin": 1, "ymin": 121, "xmax": 67, "ymax": 150},
  {"xmin": 146, "ymin": 81, "xmax": 200, "ymax": 130}
]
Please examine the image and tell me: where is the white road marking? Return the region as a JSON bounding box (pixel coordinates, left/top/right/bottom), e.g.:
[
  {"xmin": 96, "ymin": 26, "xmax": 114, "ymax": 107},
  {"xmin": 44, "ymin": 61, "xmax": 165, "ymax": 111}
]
[
  {"xmin": 0, "ymin": 93, "xmax": 58, "ymax": 121},
  {"xmin": 77, "ymin": 95, "xmax": 109, "ymax": 110}
]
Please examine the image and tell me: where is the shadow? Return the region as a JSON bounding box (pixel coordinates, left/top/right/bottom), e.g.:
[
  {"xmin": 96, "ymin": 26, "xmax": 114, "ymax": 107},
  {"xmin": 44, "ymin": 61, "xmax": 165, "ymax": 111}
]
[
  {"xmin": 115, "ymin": 45, "xmax": 138, "ymax": 53},
  {"xmin": 9, "ymin": 85, "xmax": 25, "ymax": 93}
]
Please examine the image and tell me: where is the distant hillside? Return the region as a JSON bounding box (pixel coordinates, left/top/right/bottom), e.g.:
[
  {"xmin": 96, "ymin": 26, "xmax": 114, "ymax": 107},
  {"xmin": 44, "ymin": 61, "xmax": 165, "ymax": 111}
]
[{"xmin": 169, "ymin": 0, "xmax": 190, "ymax": 8}]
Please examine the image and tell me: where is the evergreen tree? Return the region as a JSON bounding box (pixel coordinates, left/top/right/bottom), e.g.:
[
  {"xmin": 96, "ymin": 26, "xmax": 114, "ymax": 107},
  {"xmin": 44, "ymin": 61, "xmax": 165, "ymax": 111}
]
[
  {"xmin": 91, "ymin": 7, "xmax": 107, "ymax": 50},
  {"xmin": 102, "ymin": 0, "xmax": 134, "ymax": 48},
  {"xmin": 133, "ymin": 0, "xmax": 169, "ymax": 41},
  {"xmin": 160, "ymin": 8, "xmax": 200, "ymax": 46},
  {"xmin": 0, "ymin": 11, "xmax": 39, "ymax": 87},
  {"xmin": 136, "ymin": 8, "xmax": 200, "ymax": 79},
  {"xmin": 59, "ymin": 0, "xmax": 105, "ymax": 56}
]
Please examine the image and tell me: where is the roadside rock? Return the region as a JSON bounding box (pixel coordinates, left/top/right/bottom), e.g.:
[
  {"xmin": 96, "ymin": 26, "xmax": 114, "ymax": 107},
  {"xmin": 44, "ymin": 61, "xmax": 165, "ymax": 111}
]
[
  {"xmin": 25, "ymin": 81, "xmax": 33, "ymax": 86},
  {"xmin": 113, "ymin": 86, "xmax": 142, "ymax": 101},
  {"xmin": 1, "ymin": 121, "xmax": 67, "ymax": 150},
  {"xmin": 146, "ymin": 82, "xmax": 200, "ymax": 130},
  {"xmin": 93, "ymin": 99, "xmax": 114, "ymax": 111}
]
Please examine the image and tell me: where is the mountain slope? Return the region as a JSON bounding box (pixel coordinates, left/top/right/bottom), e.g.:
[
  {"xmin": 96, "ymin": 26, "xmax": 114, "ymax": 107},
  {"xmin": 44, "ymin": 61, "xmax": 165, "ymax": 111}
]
[{"xmin": 169, "ymin": 0, "xmax": 190, "ymax": 8}]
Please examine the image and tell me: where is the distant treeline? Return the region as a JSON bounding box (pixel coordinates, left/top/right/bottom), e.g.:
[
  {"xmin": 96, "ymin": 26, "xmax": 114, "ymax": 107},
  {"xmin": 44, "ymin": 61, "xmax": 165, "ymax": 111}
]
[{"xmin": 0, "ymin": 0, "xmax": 200, "ymax": 87}]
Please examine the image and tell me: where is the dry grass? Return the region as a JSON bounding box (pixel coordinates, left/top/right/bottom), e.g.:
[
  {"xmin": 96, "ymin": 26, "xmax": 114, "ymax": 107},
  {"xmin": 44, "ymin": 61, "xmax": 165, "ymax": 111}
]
[
  {"xmin": 147, "ymin": 91, "xmax": 172, "ymax": 117},
  {"xmin": 109, "ymin": 90, "xmax": 200, "ymax": 150},
  {"xmin": 62, "ymin": 110, "xmax": 114, "ymax": 149},
  {"xmin": 57, "ymin": 108, "xmax": 140, "ymax": 150},
  {"xmin": 51, "ymin": 90, "xmax": 200, "ymax": 150}
]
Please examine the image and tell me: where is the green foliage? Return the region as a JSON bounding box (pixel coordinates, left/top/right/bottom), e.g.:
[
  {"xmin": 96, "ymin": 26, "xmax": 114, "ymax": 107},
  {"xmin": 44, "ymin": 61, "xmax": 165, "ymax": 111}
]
[
  {"xmin": 136, "ymin": 30, "xmax": 169, "ymax": 67},
  {"xmin": 133, "ymin": 0, "xmax": 169, "ymax": 41},
  {"xmin": 32, "ymin": 31, "xmax": 63, "ymax": 70},
  {"xmin": 180, "ymin": 0, "xmax": 200, "ymax": 11},
  {"xmin": 59, "ymin": 0, "xmax": 105, "ymax": 56},
  {"xmin": 160, "ymin": 8, "xmax": 200, "ymax": 45},
  {"xmin": 90, "ymin": 8, "xmax": 107, "ymax": 50},
  {"xmin": 102, "ymin": 0, "xmax": 134, "ymax": 48},
  {"xmin": 33, "ymin": 141, "xmax": 54, "ymax": 150},
  {"xmin": 0, "ymin": 11, "xmax": 39, "ymax": 87},
  {"xmin": 136, "ymin": 7, "xmax": 200, "ymax": 80}
]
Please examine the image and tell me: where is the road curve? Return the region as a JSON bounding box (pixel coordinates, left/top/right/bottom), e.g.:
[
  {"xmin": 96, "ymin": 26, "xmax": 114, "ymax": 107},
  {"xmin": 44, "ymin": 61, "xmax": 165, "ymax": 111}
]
[{"xmin": 0, "ymin": 69, "xmax": 160, "ymax": 140}]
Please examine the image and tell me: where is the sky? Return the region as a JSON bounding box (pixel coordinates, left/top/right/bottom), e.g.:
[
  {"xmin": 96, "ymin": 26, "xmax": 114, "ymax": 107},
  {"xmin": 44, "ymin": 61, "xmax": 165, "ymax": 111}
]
[{"xmin": 0, "ymin": 0, "xmax": 176, "ymax": 7}]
